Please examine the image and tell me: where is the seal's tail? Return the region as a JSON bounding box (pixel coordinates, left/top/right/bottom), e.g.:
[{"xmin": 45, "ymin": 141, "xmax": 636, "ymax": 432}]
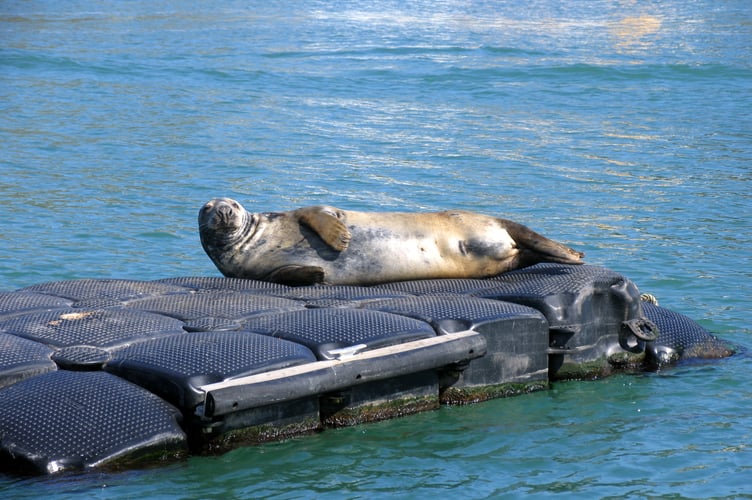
[{"xmin": 502, "ymin": 219, "xmax": 585, "ymax": 267}]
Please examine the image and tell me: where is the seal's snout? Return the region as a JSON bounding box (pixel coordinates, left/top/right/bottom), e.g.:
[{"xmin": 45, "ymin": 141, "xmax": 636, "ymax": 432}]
[
  {"xmin": 216, "ymin": 203, "xmax": 234, "ymax": 224},
  {"xmin": 199, "ymin": 198, "xmax": 244, "ymax": 230}
]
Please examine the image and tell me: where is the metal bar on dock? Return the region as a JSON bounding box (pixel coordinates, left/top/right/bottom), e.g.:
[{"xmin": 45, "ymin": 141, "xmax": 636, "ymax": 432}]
[{"xmin": 198, "ymin": 330, "xmax": 486, "ymax": 417}]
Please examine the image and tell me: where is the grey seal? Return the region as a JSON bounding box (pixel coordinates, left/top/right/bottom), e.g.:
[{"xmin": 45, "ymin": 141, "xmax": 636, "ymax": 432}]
[{"xmin": 198, "ymin": 198, "xmax": 584, "ymax": 286}]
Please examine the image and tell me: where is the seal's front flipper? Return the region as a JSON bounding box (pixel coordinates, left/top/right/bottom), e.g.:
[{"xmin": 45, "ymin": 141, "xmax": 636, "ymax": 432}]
[
  {"xmin": 265, "ymin": 265, "xmax": 326, "ymax": 286},
  {"xmin": 296, "ymin": 206, "xmax": 352, "ymax": 251},
  {"xmin": 502, "ymin": 219, "xmax": 585, "ymax": 267}
]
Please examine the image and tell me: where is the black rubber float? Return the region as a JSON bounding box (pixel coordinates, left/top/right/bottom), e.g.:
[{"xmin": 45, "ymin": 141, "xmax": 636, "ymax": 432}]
[
  {"xmin": 372, "ymin": 264, "xmax": 657, "ymax": 379},
  {"xmin": 199, "ymin": 331, "xmax": 486, "ymax": 430},
  {"xmin": 240, "ymin": 308, "xmax": 446, "ymax": 426},
  {"xmin": 0, "ymin": 291, "xmax": 73, "ymax": 315},
  {"xmin": 105, "ymin": 331, "xmax": 317, "ymax": 410},
  {"xmin": 153, "ymin": 276, "xmax": 292, "ymax": 293},
  {"xmin": 274, "ymin": 285, "xmax": 412, "ymax": 308},
  {"xmin": 0, "ymin": 371, "xmax": 186, "ymax": 475},
  {"xmin": 51, "ymin": 345, "xmax": 112, "ymax": 371},
  {"xmin": 0, "ymin": 333, "xmax": 57, "ymax": 389},
  {"xmin": 124, "ymin": 291, "xmax": 304, "ymax": 319},
  {"xmin": 641, "ymin": 302, "xmax": 736, "ymax": 366},
  {"xmin": 19, "ymin": 278, "xmax": 188, "ymax": 308},
  {"xmin": 361, "ymin": 295, "xmax": 549, "ymax": 402},
  {"xmin": 242, "ymin": 308, "xmax": 437, "ymax": 360},
  {"xmin": 0, "ymin": 263, "xmax": 737, "ymax": 474},
  {"xmin": 372, "ymin": 277, "xmax": 497, "ymax": 295},
  {"xmin": 472, "ymin": 264, "xmax": 658, "ymax": 378},
  {"xmin": 0, "ymin": 308, "xmax": 186, "ymax": 349}
]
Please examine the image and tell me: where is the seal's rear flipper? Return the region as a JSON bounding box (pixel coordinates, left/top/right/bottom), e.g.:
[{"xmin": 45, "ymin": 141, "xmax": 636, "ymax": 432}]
[
  {"xmin": 502, "ymin": 219, "xmax": 584, "ymax": 267},
  {"xmin": 266, "ymin": 265, "xmax": 326, "ymax": 286}
]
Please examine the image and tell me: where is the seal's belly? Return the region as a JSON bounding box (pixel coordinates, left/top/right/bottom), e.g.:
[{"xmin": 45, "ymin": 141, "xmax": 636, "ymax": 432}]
[
  {"xmin": 312, "ymin": 225, "xmax": 509, "ymax": 284},
  {"xmin": 245, "ymin": 211, "xmax": 517, "ymax": 285},
  {"xmin": 333, "ymin": 231, "xmax": 451, "ymax": 280}
]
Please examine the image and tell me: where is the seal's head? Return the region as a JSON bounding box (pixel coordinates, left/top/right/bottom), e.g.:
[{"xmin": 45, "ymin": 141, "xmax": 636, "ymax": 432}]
[{"xmin": 198, "ymin": 197, "xmax": 253, "ymax": 253}]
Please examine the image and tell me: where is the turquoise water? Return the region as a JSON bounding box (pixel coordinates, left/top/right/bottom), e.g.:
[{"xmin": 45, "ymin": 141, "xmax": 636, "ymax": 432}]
[{"xmin": 1, "ymin": 0, "xmax": 751, "ymax": 497}]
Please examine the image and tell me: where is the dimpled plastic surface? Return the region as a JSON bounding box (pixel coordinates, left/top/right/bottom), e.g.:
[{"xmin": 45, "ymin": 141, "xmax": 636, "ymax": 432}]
[
  {"xmin": 474, "ymin": 264, "xmax": 641, "ymax": 332},
  {"xmin": 0, "ymin": 308, "xmax": 186, "ymax": 348},
  {"xmin": 124, "ymin": 290, "xmax": 305, "ymax": 321},
  {"xmin": 279, "ymin": 286, "xmax": 412, "ymax": 309},
  {"xmin": 278, "ymin": 285, "xmax": 410, "ymax": 302},
  {"xmin": 0, "ymin": 370, "xmax": 186, "ymax": 474},
  {"xmin": 480, "ymin": 264, "xmax": 626, "ymax": 297},
  {"xmin": 0, "ymin": 292, "xmax": 73, "ymax": 315},
  {"xmin": 0, "ymin": 333, "xmax": 56, "ymax": 388},
  {"xmin": 105, "ymin": 331, "xmax": 317, "ymax": 408},
  {"xmin": 465, "ymin": 264, "xmax": 644, "ymax": 376},
  {"xmin": 0, "ymin": 269, "xmax": 735, "ymax": 474},
  {"xmin": 154, "ymin": 276, "xmax": 292, "ymax": 293},
  {"xmin": 51, "ymin": 345, "xmax": 112, "ymax": 370},
  {"xmin": 363, "ymin": 295, "xmax": 544, "ymax": 328},
  {"xmin": 642, "ymin": 302, "xmax": 734, "ymax": 359},
  {"xmin": 19, "ymin": 279, "xmax": 188, "ymax": 303},
  {"xmin": 364, "ymin": 295, "xmax": 550, "ymax": 388},
  {"xmin": 243, "ymin": 308, "xmax": 436, "ymax": 358},
  {"xmin": 371, "ymin": 278, "xmax": 497, "ymax": 295}
]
